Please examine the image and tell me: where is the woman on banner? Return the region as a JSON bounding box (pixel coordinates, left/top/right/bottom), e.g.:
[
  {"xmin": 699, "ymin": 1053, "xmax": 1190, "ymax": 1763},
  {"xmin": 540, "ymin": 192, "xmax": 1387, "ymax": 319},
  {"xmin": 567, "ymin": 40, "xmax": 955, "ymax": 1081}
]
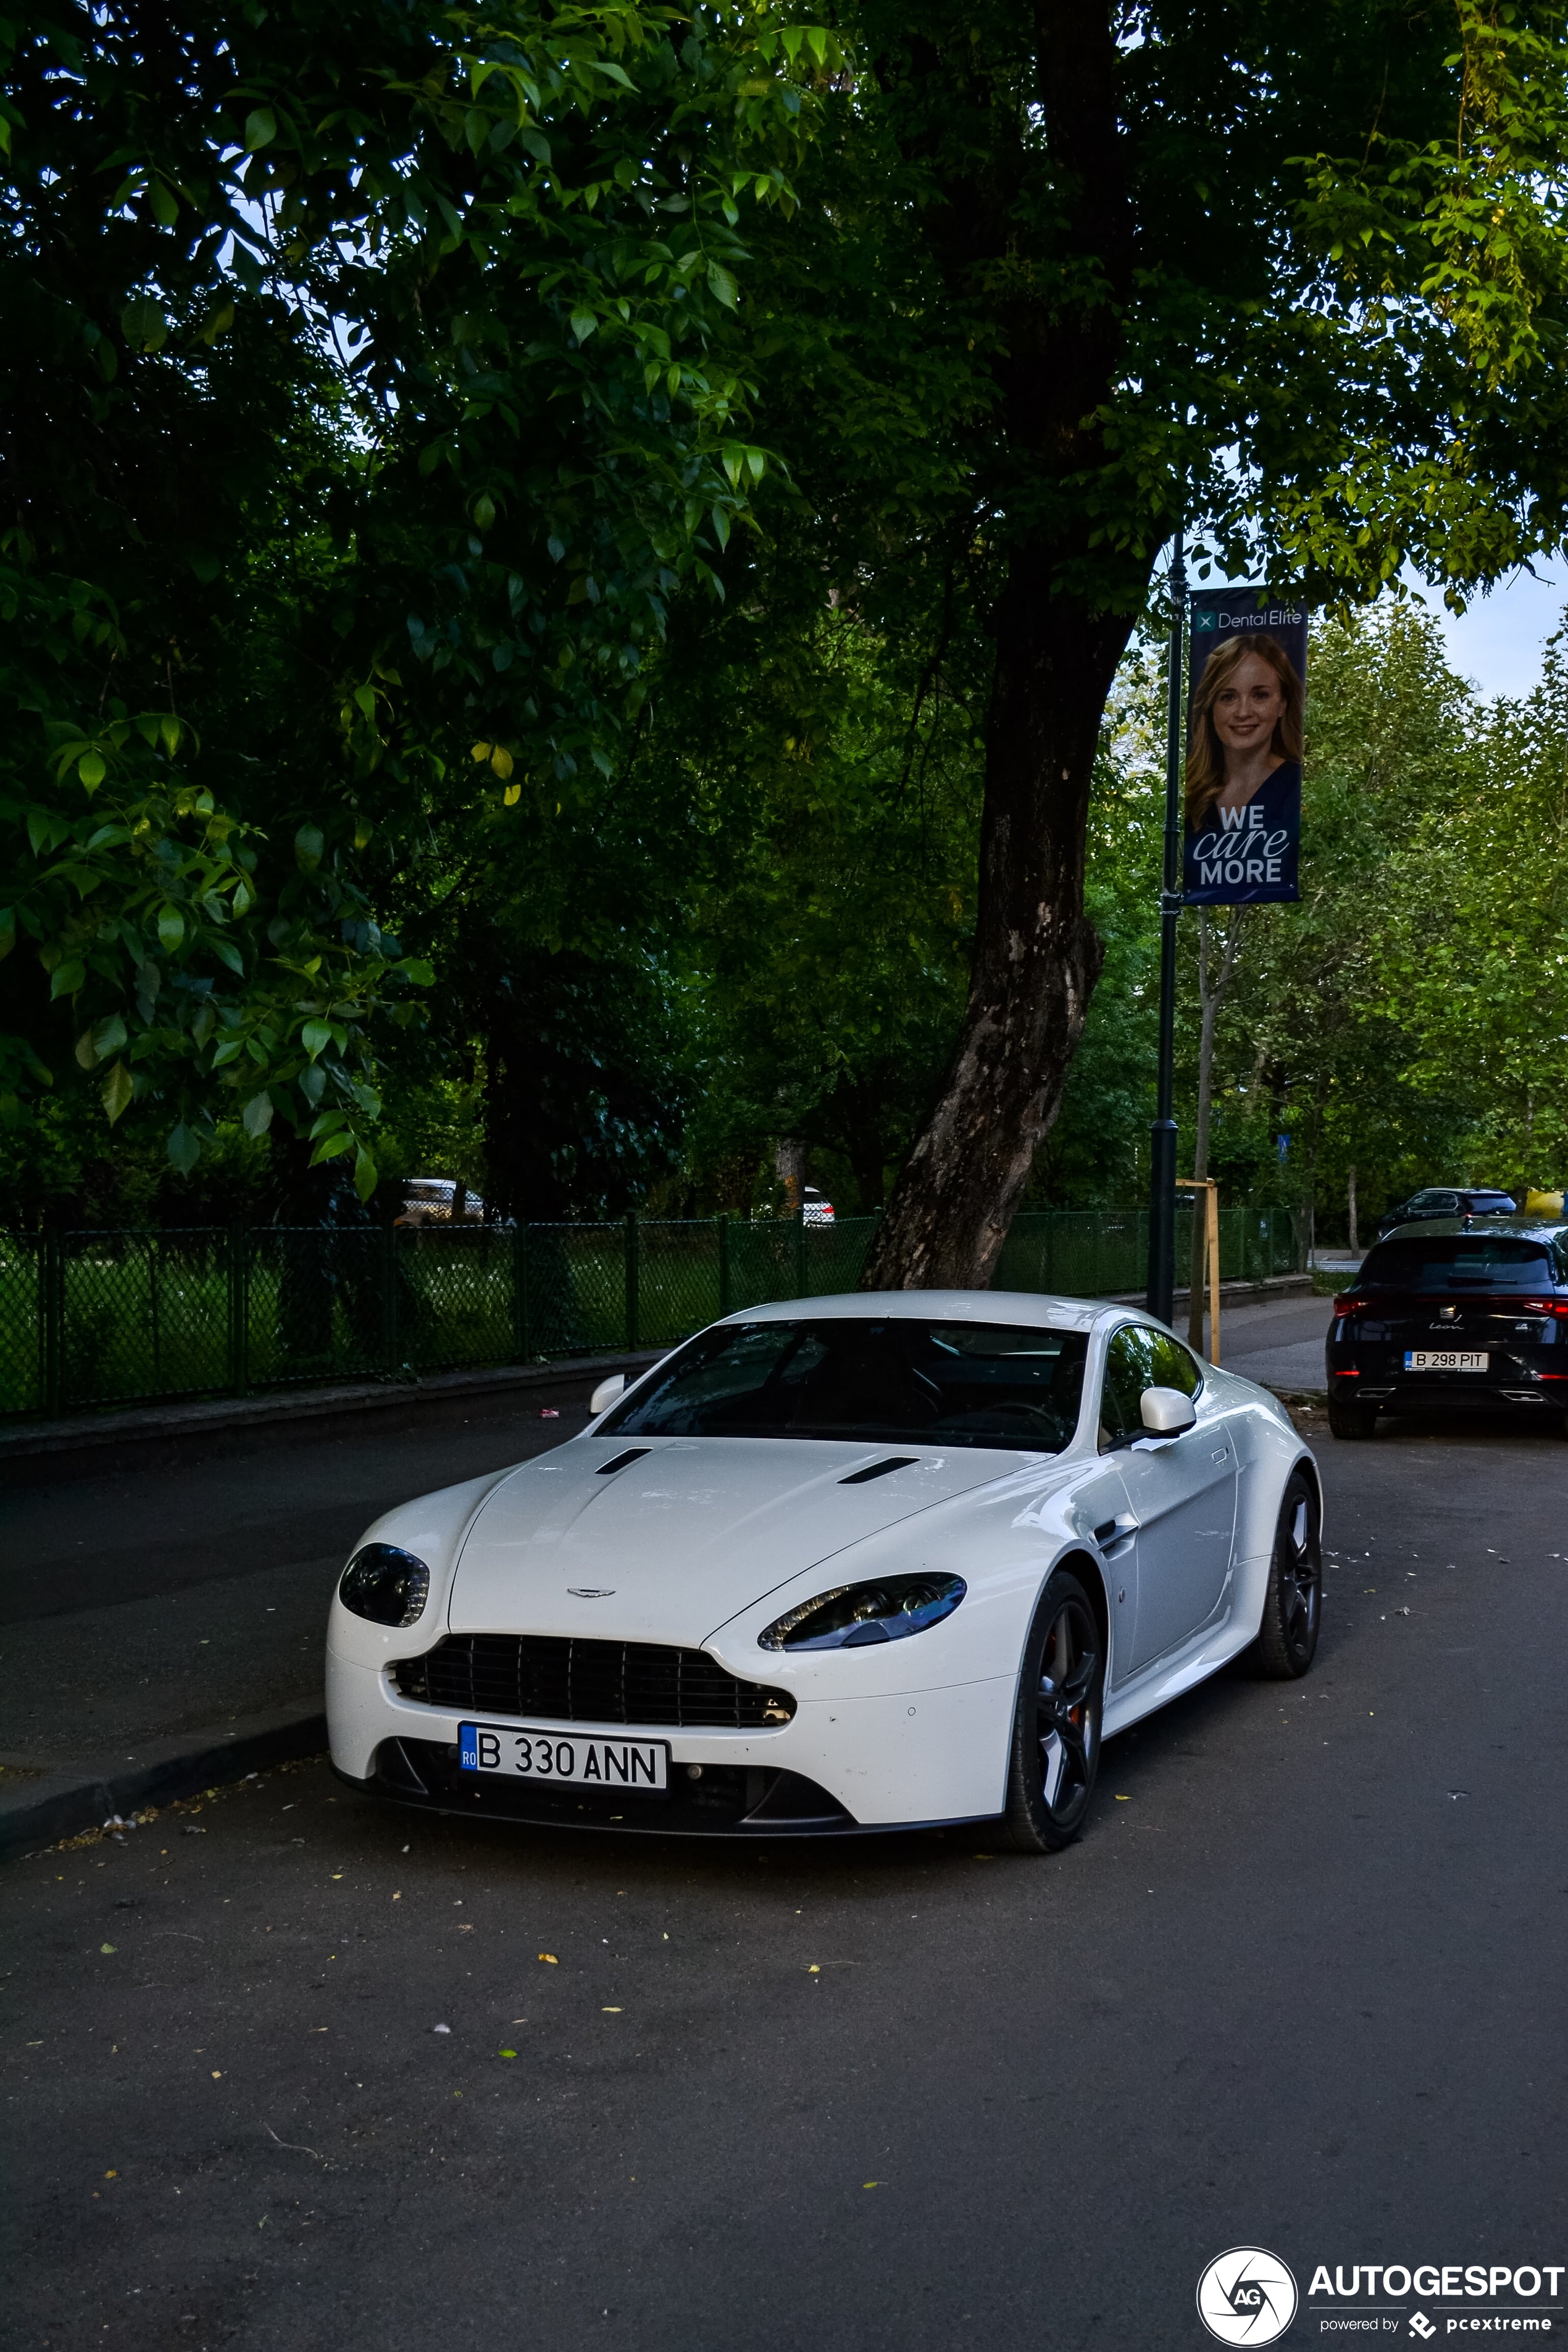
[{"xmin": 1183, "ymin": 631, "xmax": 1303, "ymax": 904}]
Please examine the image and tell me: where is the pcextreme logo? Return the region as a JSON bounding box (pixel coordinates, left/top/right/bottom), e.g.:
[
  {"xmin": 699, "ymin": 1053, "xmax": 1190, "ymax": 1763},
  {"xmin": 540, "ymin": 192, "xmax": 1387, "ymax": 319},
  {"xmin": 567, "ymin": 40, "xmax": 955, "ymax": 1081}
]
[{"xmin": 1198, "ymin": 2248, "xmax": 1300, "ymax": 2345}]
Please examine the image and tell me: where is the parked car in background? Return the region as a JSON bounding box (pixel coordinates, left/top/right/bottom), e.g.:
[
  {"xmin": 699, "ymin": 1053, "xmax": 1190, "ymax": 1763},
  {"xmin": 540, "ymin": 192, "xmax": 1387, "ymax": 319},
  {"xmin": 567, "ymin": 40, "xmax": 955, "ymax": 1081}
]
[
  {"xmin": 395, "ymin": 1177, "xmax": 490, "ymax": 1227},
  {"xmin": 803, "ymin": 1188, "xmax": 835, "ymax": 1224},
  {"xmin": 1325, "ymin": 1216, "xmax": 1568, "ymax": 1438},
  {"xmin": 1374, "ymin": 1186, "xmax": 1516, "ymax": 1240}
]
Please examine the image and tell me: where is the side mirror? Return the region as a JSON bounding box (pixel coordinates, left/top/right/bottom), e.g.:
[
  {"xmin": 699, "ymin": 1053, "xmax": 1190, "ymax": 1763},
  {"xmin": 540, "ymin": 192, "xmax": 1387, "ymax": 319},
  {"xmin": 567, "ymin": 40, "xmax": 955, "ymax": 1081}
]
[
  {"xmin": 589, "ymin": 1373, "xmax": 627, "ymax": 1417},
  {"xmin": 1140, "ymin": 1385, "xmax": 1196, "ymax": 1437}
]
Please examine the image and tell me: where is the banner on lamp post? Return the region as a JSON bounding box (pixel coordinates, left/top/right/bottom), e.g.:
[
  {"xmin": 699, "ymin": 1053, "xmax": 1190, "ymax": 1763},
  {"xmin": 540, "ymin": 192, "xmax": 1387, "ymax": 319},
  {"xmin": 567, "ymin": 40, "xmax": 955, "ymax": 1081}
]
[{"xmin": 1182, "ymin": 588, "xmax": 1307, "ymax": 906}]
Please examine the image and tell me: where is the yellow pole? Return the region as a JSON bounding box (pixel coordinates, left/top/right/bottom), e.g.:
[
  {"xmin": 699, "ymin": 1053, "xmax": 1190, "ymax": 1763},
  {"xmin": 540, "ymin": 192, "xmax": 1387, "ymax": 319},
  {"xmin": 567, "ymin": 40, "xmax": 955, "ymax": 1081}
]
[{"xmin": 1174, "ymin": 1177, "xmax": 1221, "ymax": 1366}]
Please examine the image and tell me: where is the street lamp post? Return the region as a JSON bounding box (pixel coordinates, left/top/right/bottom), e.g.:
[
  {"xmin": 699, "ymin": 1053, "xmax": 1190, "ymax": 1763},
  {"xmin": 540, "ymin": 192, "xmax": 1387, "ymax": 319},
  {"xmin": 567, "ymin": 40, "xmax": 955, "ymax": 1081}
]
[{"xmin": 1146, "ymin": 526, "xmax": 1187, "ymax": 1324}]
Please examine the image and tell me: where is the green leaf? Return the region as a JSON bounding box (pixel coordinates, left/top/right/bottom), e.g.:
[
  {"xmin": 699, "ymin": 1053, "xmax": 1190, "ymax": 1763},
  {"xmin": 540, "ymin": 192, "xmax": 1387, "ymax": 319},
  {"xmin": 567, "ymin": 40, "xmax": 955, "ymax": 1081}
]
[
  {"xmin": 92, "ymin": 1014, "xmax": 128, "ymax": 1060},
  {"xmin": 157, "ymin": 904, "xmax": 185, "ymax": 954},
  {"xmin": 49, "ymin": 960, "xmax": 85, "ymax": 999},
  {"xmin": 300, "ymin": 1019, "xmax": 332, "ymax": 1060},
  {"xmin": 212, "ymin": 938, "xmax": 244, "ymax": 975},
  {"xmin": 569, "ymin": 309, "xmax": 599, "ymax": 344},
  {"xmin": 244, "ymin": 107, "xmax": 277, "ymax": 152},
  {"xmin": 119, "ymin": 296, "xmax": 167, "ymax": 353},
  {"xmin": 77, "ymin": 751, "xmax": 107, "ymax": 791},
  {"xmin": 309, "ymin": 1128, "xmax": 355, "ymax": 1162},
  {"xmin": 294, "ymin": 823, "xmax": 324, "ymax": 870},
  {"xmin": 707, "ymin": 261, "xmax": 739, "ymax": 309},
  {"xmin": 101, "ymin": 1061, "xmax": 134, "ymax": 1125},
  {"xmin": 242, "ymin": 1090, "xmax": 273, "ymax": 1138},
  {"xmin": 353, "ymin": 1146, "xmax": 378, "ymax": 1202},
  {"xmin": 167, "ymin": 1121, "xmax": 201, "ymax": 1174}
]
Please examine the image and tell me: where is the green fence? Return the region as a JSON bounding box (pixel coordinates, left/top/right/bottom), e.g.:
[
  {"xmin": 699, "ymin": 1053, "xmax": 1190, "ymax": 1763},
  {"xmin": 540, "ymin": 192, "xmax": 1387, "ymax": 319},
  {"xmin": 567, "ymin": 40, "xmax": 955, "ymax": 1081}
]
[{"xmin": 0, "ymin": 1206, "xmax": 1299, "ymax": 1421}]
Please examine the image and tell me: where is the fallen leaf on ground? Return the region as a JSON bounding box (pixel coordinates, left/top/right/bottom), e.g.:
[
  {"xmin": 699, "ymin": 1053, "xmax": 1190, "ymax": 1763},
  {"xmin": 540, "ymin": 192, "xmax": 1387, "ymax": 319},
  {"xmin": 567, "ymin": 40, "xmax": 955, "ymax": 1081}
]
[{"xmin": 538, "ymin": 1953, "xmax": 557, "ymax": 1964}]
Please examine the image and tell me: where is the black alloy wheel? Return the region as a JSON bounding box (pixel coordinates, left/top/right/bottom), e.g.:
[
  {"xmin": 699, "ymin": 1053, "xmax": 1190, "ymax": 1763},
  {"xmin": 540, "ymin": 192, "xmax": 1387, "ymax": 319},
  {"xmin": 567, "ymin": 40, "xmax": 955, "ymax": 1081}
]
[
  {"xmin": 1003, "ymin": 1568, "xmax": 1104, "ymax": 1853},
  {"xmin": 1327, "ymin": 1396, "xmax": 1378, "ymax": 1440},
  {"xmin": 1253, "ymin": 1469, "xmax": 1322, "ymax": 1679}
]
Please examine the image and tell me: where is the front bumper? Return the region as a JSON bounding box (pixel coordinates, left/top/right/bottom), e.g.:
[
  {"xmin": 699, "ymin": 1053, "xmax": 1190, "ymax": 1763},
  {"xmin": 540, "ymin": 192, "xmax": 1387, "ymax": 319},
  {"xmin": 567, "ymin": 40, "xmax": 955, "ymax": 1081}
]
[{"xmin": 327, "ymin": 1648, "xmax": 1015, "ymax": 1832}]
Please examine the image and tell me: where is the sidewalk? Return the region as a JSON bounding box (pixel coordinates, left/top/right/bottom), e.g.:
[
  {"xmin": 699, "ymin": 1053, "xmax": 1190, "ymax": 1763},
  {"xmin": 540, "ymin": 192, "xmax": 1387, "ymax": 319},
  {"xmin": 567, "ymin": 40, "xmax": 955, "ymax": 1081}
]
[{"xmin": 0, "ymin": 1354, "xmax": 649, "ymax": 1856}]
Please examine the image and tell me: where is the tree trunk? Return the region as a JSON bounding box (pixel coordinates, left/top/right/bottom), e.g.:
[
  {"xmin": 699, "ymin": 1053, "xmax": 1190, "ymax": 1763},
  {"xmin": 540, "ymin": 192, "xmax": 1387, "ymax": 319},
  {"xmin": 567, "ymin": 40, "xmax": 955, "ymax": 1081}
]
[
  {"xmin": 860, "ymin": 0, "xmax": 1140, "ymax": 1291},
  {"xmin": 774, "ymin": 1136, "xmax": 806, "ymax": 1217},
  {"xmin": 859, "ymin": 582, "xmax": 1124, "ymax": 1289},
  {"xmin": 1346, "ymin": 1164, "xmax": 1358, "ymax": 1256}
]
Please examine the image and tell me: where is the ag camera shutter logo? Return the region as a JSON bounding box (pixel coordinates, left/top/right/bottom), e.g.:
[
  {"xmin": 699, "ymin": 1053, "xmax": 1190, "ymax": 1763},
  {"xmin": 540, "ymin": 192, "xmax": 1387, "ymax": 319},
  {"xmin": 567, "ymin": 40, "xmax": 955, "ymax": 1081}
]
[{"xmin": 1197, "ymin": 2248, "xmax": 1299, "ymax": 2345}]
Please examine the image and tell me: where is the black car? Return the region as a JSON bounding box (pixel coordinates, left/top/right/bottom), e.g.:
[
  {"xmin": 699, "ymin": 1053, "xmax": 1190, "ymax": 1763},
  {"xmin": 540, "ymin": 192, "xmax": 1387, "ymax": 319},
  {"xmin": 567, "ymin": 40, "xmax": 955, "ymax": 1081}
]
[
  {"xmin": 1325, "ymin": 1217, "xmax": 1568, "ymax": 1438},
  {"xmin": 1375, "ymin": 1185, "xmax": 1516, "ymax": 1240}
]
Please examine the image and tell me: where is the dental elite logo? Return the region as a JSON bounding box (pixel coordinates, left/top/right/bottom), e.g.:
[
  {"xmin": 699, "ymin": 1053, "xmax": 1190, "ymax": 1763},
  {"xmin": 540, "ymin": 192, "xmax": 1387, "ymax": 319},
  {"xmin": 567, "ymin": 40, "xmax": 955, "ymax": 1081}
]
[{"xmin": 1198, "ymin": 2249, "xmax": 1300, "ymax": 2345}]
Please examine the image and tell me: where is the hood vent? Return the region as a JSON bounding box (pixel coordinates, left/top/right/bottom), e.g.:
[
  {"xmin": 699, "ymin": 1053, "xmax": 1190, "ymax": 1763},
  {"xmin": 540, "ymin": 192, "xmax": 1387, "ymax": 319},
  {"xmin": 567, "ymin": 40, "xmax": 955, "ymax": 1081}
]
[
  {"xmin": 596, "ymin": 1448, "xmax": 653, "ymax": 1477},
  {"xmin": 838, "ymin": 1456, "xmax": 919, "ymax": 1486}
]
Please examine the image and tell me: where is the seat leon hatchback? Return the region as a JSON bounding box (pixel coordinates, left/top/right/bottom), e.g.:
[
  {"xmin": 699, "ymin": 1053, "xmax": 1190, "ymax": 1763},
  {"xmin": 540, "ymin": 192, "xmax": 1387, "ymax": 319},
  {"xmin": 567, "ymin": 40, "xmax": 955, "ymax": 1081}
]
[{"xmin": 1325, "ymin": 1217, "xmax": 1568, "ymax": 1438}]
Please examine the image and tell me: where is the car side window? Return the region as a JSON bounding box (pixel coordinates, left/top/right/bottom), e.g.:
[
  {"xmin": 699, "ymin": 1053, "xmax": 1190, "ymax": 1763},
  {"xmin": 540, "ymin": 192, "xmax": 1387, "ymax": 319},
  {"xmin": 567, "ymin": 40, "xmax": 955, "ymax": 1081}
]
[
  {"xmin": 1098, "ymin": 1325, "xmax": 1159, "ymax": 1450},
  {"xmin": 1145, "ymin": 1330, "xmax": 1203, "ymax": 1398}
]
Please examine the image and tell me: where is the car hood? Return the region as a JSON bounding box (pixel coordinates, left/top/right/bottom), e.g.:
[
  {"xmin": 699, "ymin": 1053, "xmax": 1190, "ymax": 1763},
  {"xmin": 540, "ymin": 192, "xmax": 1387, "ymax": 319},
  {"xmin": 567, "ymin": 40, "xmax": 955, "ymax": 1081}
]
[{"xmin": 446, "ymin": 1435, "xmax": 1025, "ymax": 1646}]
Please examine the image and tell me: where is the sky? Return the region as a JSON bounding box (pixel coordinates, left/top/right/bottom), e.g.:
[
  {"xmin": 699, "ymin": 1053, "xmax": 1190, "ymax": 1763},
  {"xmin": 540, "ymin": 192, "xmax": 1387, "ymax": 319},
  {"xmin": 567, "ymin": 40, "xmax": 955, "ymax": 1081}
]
[{"xmin": 1403, "ymin": 561, "xmax": 1564, "ymax": 703}]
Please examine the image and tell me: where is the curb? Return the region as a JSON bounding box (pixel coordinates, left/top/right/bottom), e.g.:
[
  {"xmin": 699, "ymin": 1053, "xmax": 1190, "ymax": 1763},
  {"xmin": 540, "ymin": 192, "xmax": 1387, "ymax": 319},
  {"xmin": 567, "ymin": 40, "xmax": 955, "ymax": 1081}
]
[
  {"xmin": 0, "ymin": 1349, "xmax": 663, "ymax": 1472},
  {"xmin": 0, "ymin": 1704, "xmax": 328, "ymax": 1861}
]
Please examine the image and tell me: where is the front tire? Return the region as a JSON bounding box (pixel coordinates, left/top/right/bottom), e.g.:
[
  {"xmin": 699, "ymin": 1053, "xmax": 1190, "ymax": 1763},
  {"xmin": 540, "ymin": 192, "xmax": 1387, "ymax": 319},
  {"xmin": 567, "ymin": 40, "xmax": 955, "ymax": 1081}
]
[
  {"xmin": 1253, "ymin": 1469, "xmax": 1322, "ymax": 1679},
  {"xmin": 1001, "ymin": 1568, "xmax": 1104, "ymax": 1853}
]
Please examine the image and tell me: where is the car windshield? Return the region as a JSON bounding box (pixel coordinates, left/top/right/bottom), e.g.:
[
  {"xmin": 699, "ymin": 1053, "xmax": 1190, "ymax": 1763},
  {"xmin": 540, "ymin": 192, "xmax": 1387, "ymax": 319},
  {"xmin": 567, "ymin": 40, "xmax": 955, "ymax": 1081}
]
[
  {"xmin": 1357, "ymin": 1236, "xmax": 1561, "ymax": 1293},
  {"xmin": 601, "ymin": 1318, "xmax": 1090, "ymax": 1451}
]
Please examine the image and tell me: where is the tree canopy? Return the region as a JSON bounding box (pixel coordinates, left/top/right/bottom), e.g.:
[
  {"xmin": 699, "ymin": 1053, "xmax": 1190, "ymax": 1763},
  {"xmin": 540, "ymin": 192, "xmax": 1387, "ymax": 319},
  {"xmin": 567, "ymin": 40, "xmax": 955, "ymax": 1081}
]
[{"xmin": 4, "ymin": 0, "xmax": 1566, "ymax": 1249}]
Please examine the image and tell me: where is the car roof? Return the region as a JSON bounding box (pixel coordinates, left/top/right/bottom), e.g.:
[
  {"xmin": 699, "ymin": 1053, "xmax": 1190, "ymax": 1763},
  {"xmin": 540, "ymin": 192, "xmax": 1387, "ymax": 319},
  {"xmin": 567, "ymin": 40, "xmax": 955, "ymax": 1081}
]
[
  {"xmin": 1373, "ymin": 1216, "xmax": 1566, "ymax": 1244},
  {"xmin": 715, "ymin": 1287, "xmax": 1107, "ymax": 1333}
]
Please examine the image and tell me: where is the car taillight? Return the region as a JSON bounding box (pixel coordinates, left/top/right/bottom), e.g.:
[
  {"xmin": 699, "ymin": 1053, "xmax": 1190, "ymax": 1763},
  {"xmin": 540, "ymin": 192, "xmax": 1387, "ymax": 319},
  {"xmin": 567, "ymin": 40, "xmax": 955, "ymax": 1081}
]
[
  {"xmin": 1520, "ymin": 1298, "xmax": 1568, "ymax": 1317},
  {"xmin": 1333, "ymin": 1293, "xmax": 1369, "ymax": 1317}
]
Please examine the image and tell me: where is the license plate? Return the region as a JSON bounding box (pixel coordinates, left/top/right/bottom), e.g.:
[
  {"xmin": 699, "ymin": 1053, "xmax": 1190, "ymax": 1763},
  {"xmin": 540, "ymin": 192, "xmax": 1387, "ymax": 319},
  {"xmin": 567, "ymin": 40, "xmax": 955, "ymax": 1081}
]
[
  {"xmin": 1403, "ymin": 1350, "xmax": 1488, "ymax": 1372},
  {"xmin": 459, "ymin": 1723, "xmax": 669, "ymax": 1791}
]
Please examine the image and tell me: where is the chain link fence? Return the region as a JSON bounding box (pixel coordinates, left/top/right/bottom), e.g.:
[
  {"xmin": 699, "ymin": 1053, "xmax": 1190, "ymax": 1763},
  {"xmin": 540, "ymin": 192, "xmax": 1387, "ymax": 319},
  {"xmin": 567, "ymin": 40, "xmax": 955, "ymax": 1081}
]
[{"xmin": 0, "ymin": 1205, "xmax": 1299, "ymax": 1420}]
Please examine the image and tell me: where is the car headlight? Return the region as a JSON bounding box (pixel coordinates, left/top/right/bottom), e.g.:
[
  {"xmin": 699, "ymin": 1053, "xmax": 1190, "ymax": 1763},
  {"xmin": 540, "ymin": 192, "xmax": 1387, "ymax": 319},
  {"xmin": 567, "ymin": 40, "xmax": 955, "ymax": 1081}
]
[
  {"xmin": 759, "ymin": 1572, "xmax": 967, "ymax": 1652},
  {"xmin": 338, "ymin": 1544, "xmax": 430, "ymax": 1628}
]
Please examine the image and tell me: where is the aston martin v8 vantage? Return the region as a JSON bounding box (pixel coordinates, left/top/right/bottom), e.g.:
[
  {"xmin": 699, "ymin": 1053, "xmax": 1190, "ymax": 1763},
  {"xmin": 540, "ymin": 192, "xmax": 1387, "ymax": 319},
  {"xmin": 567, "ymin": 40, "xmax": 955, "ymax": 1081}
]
[{"xmin": 327, "ymin": 1291, "xmax": 1322, "ymax": 1849}]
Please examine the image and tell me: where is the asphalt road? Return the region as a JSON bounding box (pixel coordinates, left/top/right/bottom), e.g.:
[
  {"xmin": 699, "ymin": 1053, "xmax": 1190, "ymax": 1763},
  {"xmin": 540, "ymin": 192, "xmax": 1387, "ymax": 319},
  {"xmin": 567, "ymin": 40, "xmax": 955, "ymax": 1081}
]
[{"xmin": 5, "ymin": 1406, "xmax": 1566, "ymax": 2352}]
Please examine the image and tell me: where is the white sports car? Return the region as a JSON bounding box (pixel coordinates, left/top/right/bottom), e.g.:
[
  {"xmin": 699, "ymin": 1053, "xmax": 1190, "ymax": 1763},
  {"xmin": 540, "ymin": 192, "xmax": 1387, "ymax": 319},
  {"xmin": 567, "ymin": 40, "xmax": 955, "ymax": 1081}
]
[{"xmin": 327, "ymin": 1291, "xmax": 1322, "ymax": 1850}]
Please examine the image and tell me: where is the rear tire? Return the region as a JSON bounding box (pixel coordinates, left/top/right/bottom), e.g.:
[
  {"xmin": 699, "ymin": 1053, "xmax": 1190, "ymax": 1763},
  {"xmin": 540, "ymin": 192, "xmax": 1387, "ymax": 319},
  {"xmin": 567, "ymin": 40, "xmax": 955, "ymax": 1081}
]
[
  {"xmin": 1253, "ymin": 1469, "xmax": 1322, "ymax": 1679},
  {"xmin": 1327, "ymin": 1397, "xmax": 1377, "ymax": 1440},
  {"xmin": 1001, "ymin": 1569, "xmax": 1104, "ymax": 1853}
]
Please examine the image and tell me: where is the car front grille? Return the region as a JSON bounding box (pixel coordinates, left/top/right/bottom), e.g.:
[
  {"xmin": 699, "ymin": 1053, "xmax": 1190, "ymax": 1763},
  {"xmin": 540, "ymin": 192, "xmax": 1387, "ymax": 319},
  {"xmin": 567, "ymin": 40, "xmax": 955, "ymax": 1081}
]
[{"xmin": 392, "ymin": 1635, "xmax": 795, "ymax": 1730}]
